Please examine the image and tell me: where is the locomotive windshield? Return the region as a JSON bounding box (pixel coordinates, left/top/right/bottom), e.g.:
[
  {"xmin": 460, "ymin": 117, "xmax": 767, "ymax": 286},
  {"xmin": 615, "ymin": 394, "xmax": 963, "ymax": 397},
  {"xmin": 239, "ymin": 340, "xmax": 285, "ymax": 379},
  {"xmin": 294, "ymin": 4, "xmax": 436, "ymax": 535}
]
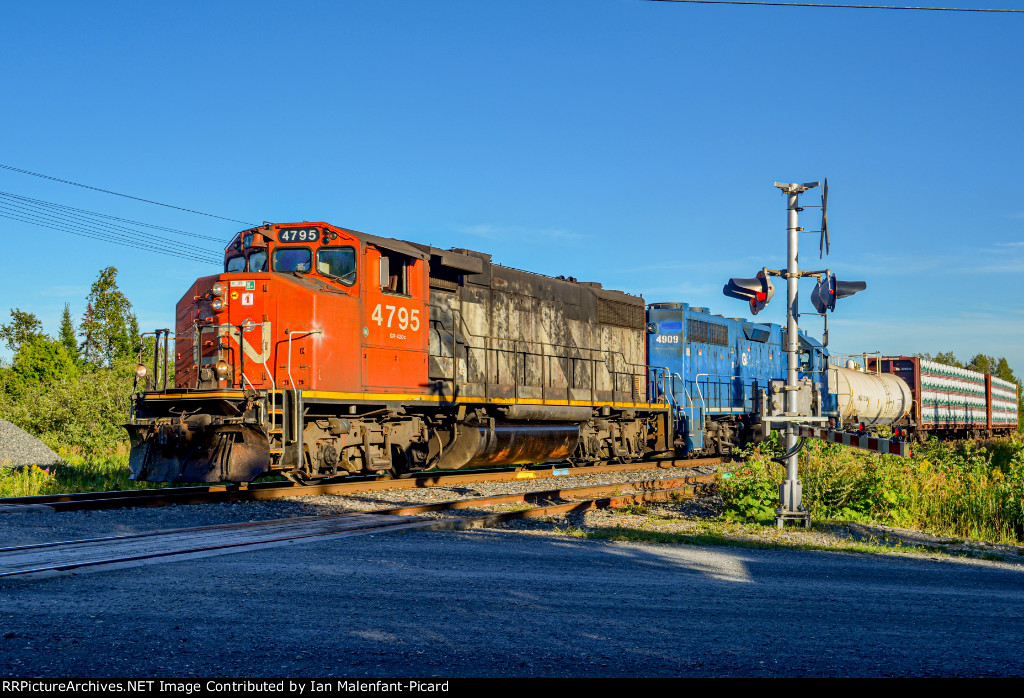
[
  {"xmin": 316, "ymin": 247, "xmax": 357, "ymax": 285},
  {"xmin": 273, "ymin": 248, "xmax": 311, "ymax": 272},
  {"xmin": 249, "ymin": 250, "xmax": 268, "ymax": 272},
  {"xmin": 225, "ymin": 255, "xmax": 245, "ymax": 273},
  {"xmin": 225, "ymin": 251, "xmax": 268, "ymax": 273}
]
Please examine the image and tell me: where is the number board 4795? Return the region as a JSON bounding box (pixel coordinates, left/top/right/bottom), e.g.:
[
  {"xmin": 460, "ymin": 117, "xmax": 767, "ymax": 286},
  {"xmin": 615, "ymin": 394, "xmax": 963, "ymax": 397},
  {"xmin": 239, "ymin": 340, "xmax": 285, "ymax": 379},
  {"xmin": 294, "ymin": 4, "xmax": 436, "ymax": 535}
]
[{"xmin": 277, "ymin": 227, "xmax": 320, "ymax": 243}]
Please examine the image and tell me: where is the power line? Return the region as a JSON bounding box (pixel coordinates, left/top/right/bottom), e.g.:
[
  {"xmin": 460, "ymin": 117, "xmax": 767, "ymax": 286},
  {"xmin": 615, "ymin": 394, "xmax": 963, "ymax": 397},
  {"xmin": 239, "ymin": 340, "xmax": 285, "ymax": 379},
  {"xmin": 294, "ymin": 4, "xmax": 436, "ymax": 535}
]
[
  {"xmin": 0, "ymin": 198, "xmax": 220, "ymax": 259},
  {"xmin": 0, "ymin": 211, "xmax": 221, "ymax": 264},
  {"xmin": 0, "ymin": 191, "xmax": 224, "ymax": 242},
  {"xmin": 0, "ymin": 193, "xmax": 222, "ymax": 254},
  {"xmin": 0, "ymin": 163, "xmax": 257, "ymax": 225},
  {"xmin": 643, "ymin": 1, "xmax": 1024, "ymax": 11},
  {"xmin": 0, "ymin": 189, "xmax": 225, "ymax": 264}
]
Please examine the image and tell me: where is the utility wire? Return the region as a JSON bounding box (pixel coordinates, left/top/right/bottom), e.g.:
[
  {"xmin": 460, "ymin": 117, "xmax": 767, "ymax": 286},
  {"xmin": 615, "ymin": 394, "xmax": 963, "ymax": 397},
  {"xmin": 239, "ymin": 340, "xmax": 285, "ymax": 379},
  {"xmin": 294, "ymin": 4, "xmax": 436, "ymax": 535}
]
[
  {"xmin": 0, "ymin": 191, "xmax": 224, "ymax": 242},
  {"xmin": 0, "ymin": 163, "xmax": 257, "ymax": 225},
  {"xmin": 0, "ymin": 211, "xmax": 221, "ymax": 264},
  {"xmin": 643, "ymin": 0, "xmax": 1024, "ymax": 11},
  {"xmin": 0, "ymin": 210, "xmax": 221, "ymax": 263},
  {"xmin": 0, "ymin": 189, "xmax": 225, "ymax": 263},
  {"xmin": 0, "ymin": 198, "xmax": 220, "ymax": 259},
  {"xmin": 0, "ymin": 194, "xmax": 221, "ymax": 254}
]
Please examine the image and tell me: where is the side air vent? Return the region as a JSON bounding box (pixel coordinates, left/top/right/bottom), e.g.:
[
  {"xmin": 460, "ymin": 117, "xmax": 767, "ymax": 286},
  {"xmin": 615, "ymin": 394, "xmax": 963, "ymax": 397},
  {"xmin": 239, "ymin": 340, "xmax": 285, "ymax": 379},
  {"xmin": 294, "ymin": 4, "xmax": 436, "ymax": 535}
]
[
  {"xmin": 429, "ymin": 271, "xmax": 459, "ymax": 291},
  {"xmin": 598, "ymin": 298, "xmax": 645, "ymax": 329}
]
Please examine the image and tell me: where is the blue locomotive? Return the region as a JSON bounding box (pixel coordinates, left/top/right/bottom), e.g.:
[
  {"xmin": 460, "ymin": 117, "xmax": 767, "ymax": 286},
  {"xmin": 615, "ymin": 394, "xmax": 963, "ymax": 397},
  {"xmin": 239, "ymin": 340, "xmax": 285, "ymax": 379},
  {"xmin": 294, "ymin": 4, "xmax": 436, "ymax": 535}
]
[{"xmin": 646, "ymin": 302, "xmax": 836, "ymax": 456}]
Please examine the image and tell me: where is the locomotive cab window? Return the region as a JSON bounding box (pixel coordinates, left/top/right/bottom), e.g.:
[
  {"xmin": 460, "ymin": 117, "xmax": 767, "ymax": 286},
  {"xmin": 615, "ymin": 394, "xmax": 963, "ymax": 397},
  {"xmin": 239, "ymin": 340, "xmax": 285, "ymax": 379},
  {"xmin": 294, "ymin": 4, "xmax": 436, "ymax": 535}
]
[
  {"xmin": 225, "ymin": 255, "xmax": 245, "ymax": 273},
  {"xmin": 273, "ymin": 247, "xmax": 312, "ymax": 273},
  {"xmin": 379, "ymin": 250, "xmax": 411, "ymax": 295},
  {"xmin": 249, "ymin": 250, "xmax": 268, "ymax": 272},
  {"xmin": 317, "ymin": 247, "xmax": 357, "ymax": 286}
]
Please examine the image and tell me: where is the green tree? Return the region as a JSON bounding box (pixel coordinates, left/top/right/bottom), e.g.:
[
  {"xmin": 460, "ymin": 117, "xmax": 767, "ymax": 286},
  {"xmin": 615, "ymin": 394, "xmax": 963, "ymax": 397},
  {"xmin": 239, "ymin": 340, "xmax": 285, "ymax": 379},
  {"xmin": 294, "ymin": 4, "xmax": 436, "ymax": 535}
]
[
  {"xmin": 0, "ymin": 308, "xmax": 43, "ymax": 353},
  {"xmin": 10, "ymin": 335, "xmax": 79, "ymax": 388},
  {"xmin": 994, "ymin": 357, "xmax": 1018, "ymax": 385},
  {"xmin": 917, "ymin": 351, "xmax": 963, "ymax": 368},
  {"xmin": 967, "ymin": 354, "xmax": 996, "ymax": 374},
  {"xmin": 58, "ymin": 304, "xmax": 78, "ymax": 361},
  {"xmin": 79, "ymin": 267, "xmax": 139, "ymax": 367}
]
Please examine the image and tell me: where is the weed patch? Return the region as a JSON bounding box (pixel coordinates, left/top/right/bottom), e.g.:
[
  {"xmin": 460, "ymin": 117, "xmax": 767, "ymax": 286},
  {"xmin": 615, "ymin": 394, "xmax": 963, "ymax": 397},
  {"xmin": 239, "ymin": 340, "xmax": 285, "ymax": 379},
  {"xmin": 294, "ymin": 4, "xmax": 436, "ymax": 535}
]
[{"xmin": 721, "ymin": 434, "xmax": 1024, "ymax": 545}]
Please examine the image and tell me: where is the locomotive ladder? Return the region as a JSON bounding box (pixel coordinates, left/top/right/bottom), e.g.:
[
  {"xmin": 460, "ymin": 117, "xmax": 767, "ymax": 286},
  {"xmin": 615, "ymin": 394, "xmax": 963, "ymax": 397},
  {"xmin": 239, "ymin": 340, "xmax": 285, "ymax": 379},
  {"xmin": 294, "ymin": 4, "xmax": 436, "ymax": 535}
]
[{"xmin": 266, "ymin": 389, "xmax": 301, "ymax": 467}]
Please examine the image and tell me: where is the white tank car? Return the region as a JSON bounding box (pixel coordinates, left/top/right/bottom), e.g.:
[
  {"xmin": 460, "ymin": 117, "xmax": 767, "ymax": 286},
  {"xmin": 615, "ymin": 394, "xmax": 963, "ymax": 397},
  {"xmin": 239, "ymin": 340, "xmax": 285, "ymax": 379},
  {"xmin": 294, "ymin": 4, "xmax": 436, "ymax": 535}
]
[{"xmin": 831, "ymin": 363, "xmax": 913, "ymax": 427}]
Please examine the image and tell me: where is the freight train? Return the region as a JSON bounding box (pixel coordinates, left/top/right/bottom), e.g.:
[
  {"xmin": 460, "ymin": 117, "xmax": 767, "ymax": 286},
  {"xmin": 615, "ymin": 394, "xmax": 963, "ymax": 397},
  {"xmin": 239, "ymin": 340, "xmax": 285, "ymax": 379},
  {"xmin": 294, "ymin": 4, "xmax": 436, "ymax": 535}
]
[{"xmin": 124, "ymin": 221, "xmax": 1019, "ymax": 483}]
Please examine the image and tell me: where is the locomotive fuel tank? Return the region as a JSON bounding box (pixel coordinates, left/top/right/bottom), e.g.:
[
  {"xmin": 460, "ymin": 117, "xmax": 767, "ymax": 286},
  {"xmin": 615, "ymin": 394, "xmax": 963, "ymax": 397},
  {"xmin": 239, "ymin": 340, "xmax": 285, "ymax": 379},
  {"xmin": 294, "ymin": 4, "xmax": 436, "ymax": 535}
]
[{"xmin": 831, "ymin": 364, "xmax": 913, "ymax": 427}]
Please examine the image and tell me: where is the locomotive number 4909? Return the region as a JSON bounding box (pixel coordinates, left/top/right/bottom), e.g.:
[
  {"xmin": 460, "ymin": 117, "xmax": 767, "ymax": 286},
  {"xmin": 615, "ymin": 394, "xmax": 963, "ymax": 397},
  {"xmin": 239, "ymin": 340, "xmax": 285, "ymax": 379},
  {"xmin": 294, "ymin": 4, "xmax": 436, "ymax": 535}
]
[{"xmin": 371, "ymin": 303, "xmax": 420, "ymax": 331}]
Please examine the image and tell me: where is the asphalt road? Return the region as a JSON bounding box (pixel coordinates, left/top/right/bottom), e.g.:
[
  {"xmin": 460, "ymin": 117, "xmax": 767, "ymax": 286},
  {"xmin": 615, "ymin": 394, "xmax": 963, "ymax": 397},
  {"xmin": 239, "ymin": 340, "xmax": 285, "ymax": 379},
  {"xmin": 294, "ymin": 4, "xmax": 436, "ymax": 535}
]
[{"xmin": 2, "ymin": 528, "xmax": 1023, "ymax": 677}]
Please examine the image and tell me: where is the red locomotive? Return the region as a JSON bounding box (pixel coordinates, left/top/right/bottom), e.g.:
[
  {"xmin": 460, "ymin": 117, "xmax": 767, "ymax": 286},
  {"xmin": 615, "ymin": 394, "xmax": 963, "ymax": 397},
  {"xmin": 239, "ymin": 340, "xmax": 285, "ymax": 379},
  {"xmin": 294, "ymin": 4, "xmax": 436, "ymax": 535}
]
[{"xmin": 126, "ymin": 222, "xmax": 674, "ymax": 482}]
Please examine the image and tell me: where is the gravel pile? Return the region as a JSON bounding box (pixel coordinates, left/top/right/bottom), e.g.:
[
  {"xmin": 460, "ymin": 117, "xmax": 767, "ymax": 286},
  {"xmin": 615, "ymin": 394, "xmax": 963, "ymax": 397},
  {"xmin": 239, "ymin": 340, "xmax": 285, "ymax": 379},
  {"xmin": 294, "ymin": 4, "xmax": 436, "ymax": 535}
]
[{"xmin": 0, "ymin": 419, "xmax": 64, "ymax": 468}]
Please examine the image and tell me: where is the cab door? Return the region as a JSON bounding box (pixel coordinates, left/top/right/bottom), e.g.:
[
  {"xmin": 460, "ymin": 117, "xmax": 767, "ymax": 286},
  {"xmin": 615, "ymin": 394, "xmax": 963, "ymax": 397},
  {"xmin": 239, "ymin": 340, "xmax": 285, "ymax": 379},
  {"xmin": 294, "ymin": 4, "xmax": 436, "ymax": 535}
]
[{"xmin": 361, "ymin": 245, "xmax": 429, "ymax": 394}]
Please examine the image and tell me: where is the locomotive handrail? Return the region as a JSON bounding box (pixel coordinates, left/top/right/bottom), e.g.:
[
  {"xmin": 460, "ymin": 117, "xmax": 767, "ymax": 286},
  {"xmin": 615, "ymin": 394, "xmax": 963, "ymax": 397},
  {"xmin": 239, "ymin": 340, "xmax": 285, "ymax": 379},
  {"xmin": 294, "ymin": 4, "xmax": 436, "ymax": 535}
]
[
  {"xmin": 693, "ymin": 373, "xmax": 708, "ymax": 415},
  {"xmin": 460, "ymin": 339, "xmax": 649, "ymax": 405},
  {"xmin": 669, "ymin": 372, "xmax": 699, "ymax": 411},
  {"xmin": 693, "ymin": 373, "xmax": 756, "ymax": 414},
  {"xmin": 134, "ymin": 329, "xmax": 174, "ymax": 395}
]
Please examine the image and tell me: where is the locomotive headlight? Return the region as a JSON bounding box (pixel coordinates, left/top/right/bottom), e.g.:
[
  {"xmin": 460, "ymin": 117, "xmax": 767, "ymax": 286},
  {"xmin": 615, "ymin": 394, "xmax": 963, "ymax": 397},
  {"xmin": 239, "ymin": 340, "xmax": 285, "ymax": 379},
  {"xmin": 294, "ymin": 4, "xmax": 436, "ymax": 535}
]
[
  {"xmin": 215, "ymin": 360, "xmax": 231, "ymax": 379},
  {"xmin": 135, "ymin": 364, "xmax": 148, "ymax": 379},
  {"xmin": 211, "ymin": 282, "xmax": 225, "ymax": 297},
  {"xmin": 211, "ymin": 297, "xmax": 224, "ymax": 311}
]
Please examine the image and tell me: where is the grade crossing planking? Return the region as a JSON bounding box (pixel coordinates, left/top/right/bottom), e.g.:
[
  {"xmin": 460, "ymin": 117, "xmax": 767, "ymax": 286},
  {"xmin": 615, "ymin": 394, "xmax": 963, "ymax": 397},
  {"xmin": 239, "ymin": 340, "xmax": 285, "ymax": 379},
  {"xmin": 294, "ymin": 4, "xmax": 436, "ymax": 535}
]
[{"xmin": 0, "ymin": 513, "xmax": 428, "ymax": 579}]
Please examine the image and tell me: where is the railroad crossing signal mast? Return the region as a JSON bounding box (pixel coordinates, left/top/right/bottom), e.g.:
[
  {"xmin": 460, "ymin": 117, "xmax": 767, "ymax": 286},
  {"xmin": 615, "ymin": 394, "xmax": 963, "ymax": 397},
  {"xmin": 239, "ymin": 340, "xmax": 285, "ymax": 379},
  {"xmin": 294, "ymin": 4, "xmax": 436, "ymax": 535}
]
[{"xmin": 724, "ymin": 180, "xmax": 866, "ymax": 528}]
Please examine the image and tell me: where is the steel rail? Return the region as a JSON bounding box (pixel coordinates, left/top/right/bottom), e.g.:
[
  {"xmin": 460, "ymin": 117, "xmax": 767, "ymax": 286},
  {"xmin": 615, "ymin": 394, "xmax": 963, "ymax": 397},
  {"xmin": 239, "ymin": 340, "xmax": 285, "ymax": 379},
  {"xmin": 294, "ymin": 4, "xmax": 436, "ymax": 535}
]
[
  {"xmin": 0, "ymin": 457, "xmax": 726, "ymax": 513},
  {"xmin": 0, "ymin": 474, "xmax": 716, "ymax": 578}
]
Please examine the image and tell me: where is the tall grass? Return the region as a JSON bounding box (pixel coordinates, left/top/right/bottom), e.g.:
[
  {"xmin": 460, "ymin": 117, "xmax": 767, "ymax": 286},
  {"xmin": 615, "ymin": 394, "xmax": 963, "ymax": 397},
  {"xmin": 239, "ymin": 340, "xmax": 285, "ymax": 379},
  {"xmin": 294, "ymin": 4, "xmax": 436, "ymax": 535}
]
[
  {"xmin": 721, "ymin": 433, "xmax": 1024, "ymax": 543},
  {"xmin": 0, "ymin": 442, "xmax": 165, "ymax": 498}
]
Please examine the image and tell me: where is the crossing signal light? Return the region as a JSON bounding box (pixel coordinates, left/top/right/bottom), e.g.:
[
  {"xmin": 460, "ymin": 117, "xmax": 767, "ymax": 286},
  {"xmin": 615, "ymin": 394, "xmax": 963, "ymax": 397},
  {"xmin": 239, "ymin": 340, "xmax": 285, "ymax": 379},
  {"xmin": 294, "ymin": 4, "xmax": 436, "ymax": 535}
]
[
  {"xmin": 723, "ymin": 267, "xmax": 775, "ymax": 315},
  {"xmin": 811, "ymin": 273, "xmax": 866, "ymax": 313}
]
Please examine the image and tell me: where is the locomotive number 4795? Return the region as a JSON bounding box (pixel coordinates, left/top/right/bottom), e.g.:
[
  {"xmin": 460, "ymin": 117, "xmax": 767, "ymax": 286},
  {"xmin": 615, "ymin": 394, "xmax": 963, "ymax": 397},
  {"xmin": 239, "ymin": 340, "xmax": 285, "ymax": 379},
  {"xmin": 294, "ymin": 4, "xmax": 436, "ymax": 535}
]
[{"xmin": 371, "ymin": 303, "xmax": 421, "ymax": 331}]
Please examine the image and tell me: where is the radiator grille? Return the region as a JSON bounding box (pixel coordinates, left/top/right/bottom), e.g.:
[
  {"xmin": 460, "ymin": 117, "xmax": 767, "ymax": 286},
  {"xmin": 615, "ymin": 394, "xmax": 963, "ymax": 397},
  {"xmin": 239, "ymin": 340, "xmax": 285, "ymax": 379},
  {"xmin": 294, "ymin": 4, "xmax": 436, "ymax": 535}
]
[
  {"xmin": 688, "ymin": 319, "xmax": 729, "ymax": 346},
  {"xmin": 598, "ymin": 298, "xmax": 644, "ymax": 329},
  {"xmin": 429, "ymin": 272, "xmax": 459, "ymax": 291}
]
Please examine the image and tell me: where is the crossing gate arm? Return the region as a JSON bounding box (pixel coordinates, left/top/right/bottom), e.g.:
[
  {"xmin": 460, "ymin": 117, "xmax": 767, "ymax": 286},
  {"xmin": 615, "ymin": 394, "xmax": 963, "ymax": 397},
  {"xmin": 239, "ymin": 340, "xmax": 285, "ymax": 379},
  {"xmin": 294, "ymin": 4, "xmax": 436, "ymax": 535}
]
[{"xmin": 796, "ymin": 426, "xmax": 911, "ymax": 458}]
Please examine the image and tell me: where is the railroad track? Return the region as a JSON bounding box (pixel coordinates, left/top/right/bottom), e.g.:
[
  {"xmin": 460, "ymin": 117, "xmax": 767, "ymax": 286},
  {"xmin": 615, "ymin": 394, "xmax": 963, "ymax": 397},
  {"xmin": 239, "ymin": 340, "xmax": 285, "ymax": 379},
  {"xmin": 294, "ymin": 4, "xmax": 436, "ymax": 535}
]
[
  {"xmin": 0, "ymin": 457, "xmax": 727, "ymax": 512},
  {"xmin": 0, "ymin": 473, "xmax": 716, "ymax": 579}
]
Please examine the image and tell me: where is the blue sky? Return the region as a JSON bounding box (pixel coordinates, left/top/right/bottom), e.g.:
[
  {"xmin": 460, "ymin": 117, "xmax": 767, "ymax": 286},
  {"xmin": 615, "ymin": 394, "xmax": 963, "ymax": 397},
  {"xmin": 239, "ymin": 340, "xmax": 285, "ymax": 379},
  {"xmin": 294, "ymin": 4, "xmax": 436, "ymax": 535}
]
[{"xmin": 1, "ymin": 1, "xmax": 1022, "ymax": 372}]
